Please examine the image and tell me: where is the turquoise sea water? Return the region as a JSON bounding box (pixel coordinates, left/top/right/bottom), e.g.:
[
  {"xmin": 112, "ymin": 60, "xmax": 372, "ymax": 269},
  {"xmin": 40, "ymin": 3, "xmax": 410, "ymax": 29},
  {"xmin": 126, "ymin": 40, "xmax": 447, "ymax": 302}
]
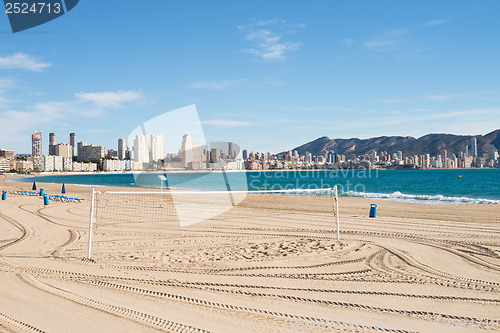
[{"xmin": 13, "ymin": 169, "xmax": 500, "ymax": 204}]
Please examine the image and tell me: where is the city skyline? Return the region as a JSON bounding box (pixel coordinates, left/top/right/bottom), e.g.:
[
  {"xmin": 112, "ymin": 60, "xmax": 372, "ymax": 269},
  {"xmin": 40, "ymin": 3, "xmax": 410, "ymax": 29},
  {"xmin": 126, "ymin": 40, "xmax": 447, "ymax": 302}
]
[{"xmin": 1, "ymin": 1, "xmax": 500, "ymax": 155}]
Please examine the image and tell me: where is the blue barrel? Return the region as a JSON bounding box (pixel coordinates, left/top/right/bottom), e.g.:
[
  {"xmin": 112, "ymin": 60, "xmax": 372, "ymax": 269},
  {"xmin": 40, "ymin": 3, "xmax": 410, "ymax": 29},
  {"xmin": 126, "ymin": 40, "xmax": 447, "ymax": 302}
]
[
  {"xmin": 43, "ymin": 195, "xmax": 49, "ymax": 205},
  {"xmin": 1, "ymin": 191, "xmax": 6, "ymax": 200},
  {"xmin": 369, "ymin": 204, "xmax": 377, "ymax": 218},
  {"xmin": 39, "ymin": 188, "xmax": 44, "ymax": 196}
]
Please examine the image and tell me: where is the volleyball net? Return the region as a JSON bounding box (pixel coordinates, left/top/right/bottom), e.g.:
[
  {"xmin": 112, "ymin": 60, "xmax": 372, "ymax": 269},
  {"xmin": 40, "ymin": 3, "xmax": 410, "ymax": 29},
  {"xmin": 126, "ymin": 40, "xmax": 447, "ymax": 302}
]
[{"xmin": 87, "ymin": 187, "xmax": 340, "ymax": 259}]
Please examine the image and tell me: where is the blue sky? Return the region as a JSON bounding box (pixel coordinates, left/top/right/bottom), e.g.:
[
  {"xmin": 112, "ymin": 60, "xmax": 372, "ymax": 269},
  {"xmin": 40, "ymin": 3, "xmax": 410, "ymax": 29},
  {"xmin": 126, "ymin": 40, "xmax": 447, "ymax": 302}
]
[{"xmin": 1, "ymin": 0, "xmax": 499, "ymax": 155}]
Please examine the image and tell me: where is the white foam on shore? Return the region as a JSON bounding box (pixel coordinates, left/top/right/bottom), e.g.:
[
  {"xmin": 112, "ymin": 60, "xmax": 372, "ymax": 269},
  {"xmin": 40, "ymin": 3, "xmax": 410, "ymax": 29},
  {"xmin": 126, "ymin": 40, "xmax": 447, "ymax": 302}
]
[{"xmin": 342, "ymin": 191, "xmax": 500, "ymax": 205}]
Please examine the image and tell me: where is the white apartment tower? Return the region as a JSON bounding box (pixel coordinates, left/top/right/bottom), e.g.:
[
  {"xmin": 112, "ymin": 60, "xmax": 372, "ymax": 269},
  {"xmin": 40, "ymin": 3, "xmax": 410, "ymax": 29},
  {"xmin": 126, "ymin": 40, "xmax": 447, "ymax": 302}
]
[
  {"xmin": 133, "ymin": 134, "xmax": 150, "ymax": 163},
  {"xmin": 181, "ymin": 134, "xmax": 193, "ymax": 167},
  {"xmin": 150, "ymin": 134, "xmax": 166, "ymax": 162}
]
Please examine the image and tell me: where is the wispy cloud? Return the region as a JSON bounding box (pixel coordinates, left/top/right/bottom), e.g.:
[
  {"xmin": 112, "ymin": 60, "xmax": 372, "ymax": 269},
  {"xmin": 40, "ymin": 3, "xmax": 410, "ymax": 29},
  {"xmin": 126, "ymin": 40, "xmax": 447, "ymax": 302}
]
[
  {"xmin": 74, "ymin": 90, "xmax": 143, "ymax": 108},
  {"xmin": 341, "ymin": 38, "xmax": 354, "ymax": 46},
  {"xmin": 424, "ymin": 94, "xmax": 458, "ymax": 101},
  {"xmin": 238, "ymin": 19, "xmax": 304, "ymax": 60},
  {"xmin": 189, "ymin": 79, "xmax": 249, "ymax": 90},
  {"xmin": 202, "ymin": 119, "xmax": 252, "ymax": 127},
  {"xmin": 0, "ymin": 78, "xmax": 14, "ymax": 88},
  {"xmin": 0, "ymin": 52, "xmax": 51, "ymax": 72},
  {"xmin": 423, "ymin": 19, "xmax": 450, "ymax": 27},
  {"xmin": 363, "ymin": 30, "xmax": 407, "ymax": 51}
]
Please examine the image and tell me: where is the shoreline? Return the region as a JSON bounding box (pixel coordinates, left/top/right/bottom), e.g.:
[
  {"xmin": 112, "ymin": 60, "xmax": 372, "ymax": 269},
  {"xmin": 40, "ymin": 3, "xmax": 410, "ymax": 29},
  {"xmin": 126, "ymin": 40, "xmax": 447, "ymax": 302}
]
[{"xmin": 5, "ymin": 171, "xmax": 500, "ymax": 205}]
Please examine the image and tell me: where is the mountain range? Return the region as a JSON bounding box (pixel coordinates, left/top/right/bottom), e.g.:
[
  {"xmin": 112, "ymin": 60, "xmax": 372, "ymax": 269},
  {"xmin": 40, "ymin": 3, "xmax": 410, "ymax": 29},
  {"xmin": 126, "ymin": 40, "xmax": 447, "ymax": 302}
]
[{"xmin": 287, "ymin": 129, "xmax": 500, "ymax": 159}]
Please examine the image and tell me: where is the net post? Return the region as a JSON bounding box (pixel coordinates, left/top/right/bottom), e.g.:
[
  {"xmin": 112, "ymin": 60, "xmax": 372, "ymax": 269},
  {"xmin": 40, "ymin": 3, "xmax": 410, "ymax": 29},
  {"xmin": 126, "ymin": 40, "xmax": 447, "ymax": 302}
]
[
  {"xmin": 334, "ymin": 185, "xmax": 340, "ymax": 241},
  {"xmin": 87, "ymin": 188, "xmax": 95, "ymax": 260}
]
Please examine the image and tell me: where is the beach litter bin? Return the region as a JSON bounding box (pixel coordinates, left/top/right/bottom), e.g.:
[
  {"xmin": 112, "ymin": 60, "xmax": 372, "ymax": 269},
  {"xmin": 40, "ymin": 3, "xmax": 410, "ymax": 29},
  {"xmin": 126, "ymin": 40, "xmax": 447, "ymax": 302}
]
[
  {"xmin": 369, "ymin": 204, "xmax": 377, "ymax": 218},
  {"xmin": 1, "ymin": 191, "xmax": 6, "ymax": 200},
  {"xmin": 43, "ymin": 195, "xmax": 49, "ymax": 206},
  {"xmin": 39, "ymin": 188, "xmax": 44, "ymax": 196}
]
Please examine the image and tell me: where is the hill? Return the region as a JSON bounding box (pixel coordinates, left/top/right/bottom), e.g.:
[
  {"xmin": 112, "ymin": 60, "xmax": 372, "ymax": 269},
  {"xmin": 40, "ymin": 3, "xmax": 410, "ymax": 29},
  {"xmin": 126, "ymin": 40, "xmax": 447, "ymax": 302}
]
[{"xmin": 287, "ymin": 129, "xmax": 500, "ymax": 159}]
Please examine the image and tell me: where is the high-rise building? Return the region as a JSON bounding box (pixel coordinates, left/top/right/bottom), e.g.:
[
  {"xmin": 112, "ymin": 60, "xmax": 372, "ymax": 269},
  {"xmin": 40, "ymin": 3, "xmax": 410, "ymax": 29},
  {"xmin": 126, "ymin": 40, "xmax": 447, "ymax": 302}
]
[
  {"xmin": 49, "ymin": 133, "xmax": 56, "ymax": 156},
  {"xmin": 488, "ymin": 144, "xmax": 498, "ymax": 160},
  {"xmin": 305, "ymin": 152, "xmax": 312, "ymax": 164},
  {"xmin": 228, "ymin": 142, "xmax": 234, "ymax": 160},
  {"xmin": 77, "ymin": 141, "xmax": 86, "ymax": 160},
  {"xmin": 150, "ymin": 134, "xmax": 166, "ymax": 162},
  {"xmin": 180, "ymin": 134, "xmax": 193, "ymax": 167},
  {"xmin": 133, "ymin": 134, "xmax": 149, "ymax": 163},
  {"xmin": 118, "ymin": 138, "xmax": 126, "ymax": 160},
  {"xmin": 31, "ymin": 131, "xmax": 42, "ymax": 156},
  {"xmin": 327, "ymin": 151, "xmax": 335, "ymax": 163},
  {"xmin": 462, "ymin": 145, "xmax": 469, "ymax": 157},
  {"xmin": 125, "ymin": 146, "xmax": 133, "ymax": 160},
  {"xmin": 209, "ymin": 148, "xmax": 219, "ymax": 163},
  {"xmin": 242, "ymin": 150, "xmax": 248, "ymax": 160},
  {"xmin": 471, "ymin": 137, "xmax": 478, "ymax": 157},
  {"xmin": 70, "ymin": 133, "xmax": 76, "ymax": 156}
]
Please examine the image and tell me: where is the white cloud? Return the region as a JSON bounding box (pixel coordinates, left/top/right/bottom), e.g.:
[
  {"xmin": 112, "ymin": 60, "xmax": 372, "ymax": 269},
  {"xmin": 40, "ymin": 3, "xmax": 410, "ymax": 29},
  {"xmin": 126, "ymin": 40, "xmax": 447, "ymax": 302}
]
[
  {"xmin": 189, "ymin": 79, "xmax": 248, "ymax": 90},
  {"xmin": 341, "ymin": 38, "xmax": 354, "ymax": 45},
  {"xmin": 0, "ymin": 52, "xmax": 51, "ymax": 72},
  {"xmin": 424, "ymin": 94, "xmax": 458, "ymax": 101},
  {"xmin": 74, "ymin": 90, "xmax": 143, "ymax": 108},
  {"xmin": 0, "ymin": 89, "xmax": 144, "ymax": 151},
  {"xmin": 363, "ymin": 30, "xmax": 407, "ymax": 51},
  {"xmin": 202, "ymin": 119, "xmax": 252, "ymax": 127},
  {"xmin": 0, "ymin": 78, "xmax": 14, "ymax": 88},
  {"xmin": 424, "ymin": 19, "xmax": 449, "ymax": 27},
  {"xmin": 238, "ymin": 19, "xmax": 304, "ymax": 60}
]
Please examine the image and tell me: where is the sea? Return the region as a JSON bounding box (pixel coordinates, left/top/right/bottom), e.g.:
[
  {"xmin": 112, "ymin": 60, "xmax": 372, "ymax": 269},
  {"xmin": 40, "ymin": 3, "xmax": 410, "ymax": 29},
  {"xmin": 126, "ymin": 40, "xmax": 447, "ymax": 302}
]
[{"xmin": 12, "ymin": 169, "xmax": 500, "ymax": 205}]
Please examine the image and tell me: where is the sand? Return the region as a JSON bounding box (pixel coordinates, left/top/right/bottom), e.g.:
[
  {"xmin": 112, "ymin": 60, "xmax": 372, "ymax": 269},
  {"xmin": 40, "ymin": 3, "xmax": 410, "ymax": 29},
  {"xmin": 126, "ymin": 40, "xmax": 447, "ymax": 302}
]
[{"xmin": 0, "ymin": 178, "xmax": 499, "ymax": 333}]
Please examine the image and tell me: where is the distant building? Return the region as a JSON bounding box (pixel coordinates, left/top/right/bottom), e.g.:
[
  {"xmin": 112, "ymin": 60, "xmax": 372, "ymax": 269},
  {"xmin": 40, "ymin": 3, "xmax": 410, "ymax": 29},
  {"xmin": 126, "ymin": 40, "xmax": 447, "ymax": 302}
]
[
  {"xmin": 180, "ymin": 134, "xmax": 193, "ymax": 167},
  {"xmin": 49, "ymin": 133, "xmax": 56, "ymax": 156},
  {"xmin": 125, "ymin": 146, "xmax": 133, "ymax": 160},
  {"xmin": 133, "ymin": 135, "xmax": 149, "ymax": 163},
  {"xmin": 70, "ymin": 133, "xmax": 76, "ymax": 156},
  {"xmin": 27, "ymin": 156, "xmax": 44, "ymax": 171},
  {"xmin": 471, "ymin": 137, "xmax": 478, "ymax": 157},
  {"xmin": 0, "ymin": 158, "xmax": 10, "ymax": 172},
  {"xmin": 489, "ymin": 144, "xmax": 499, "ymax": 160},
  {"xmin": 0, "ymin": 149, "xmax": 14, "ymax": 160},
  {"xmin": 118, "ymin": 138, "xmax": 126, "ymax": 160},
  {"xmin": 462, "ymin": 145, "xmax": 469, "ymax": 157},
  {"xmin": 77, "ymin": 141, "xmax": 86, "ymax": 159},
  {"xmin": 107, "ymin": 149, "xmax": 118, "ymax": 158},
  {"xmin": 209, "ymin": 148, "xmax": 219, "ymax": 163},
  {"xmin": 54, "ymin": 143, "xmax": 72, "ymax": 158},
  {"xmin": 150, "ymin": 134, "xmax": 166, "ymax": 162},
  {"xmin": 32, "ymin": 131, "xmax": 43, "ymax": 156}
]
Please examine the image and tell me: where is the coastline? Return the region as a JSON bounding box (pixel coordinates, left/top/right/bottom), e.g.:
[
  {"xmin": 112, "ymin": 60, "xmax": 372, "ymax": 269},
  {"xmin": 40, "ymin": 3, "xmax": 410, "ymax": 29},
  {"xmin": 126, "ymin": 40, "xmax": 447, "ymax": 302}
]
[{"xmin": 6, "ymin": 169, "xmax": 500, "ymax": 205}]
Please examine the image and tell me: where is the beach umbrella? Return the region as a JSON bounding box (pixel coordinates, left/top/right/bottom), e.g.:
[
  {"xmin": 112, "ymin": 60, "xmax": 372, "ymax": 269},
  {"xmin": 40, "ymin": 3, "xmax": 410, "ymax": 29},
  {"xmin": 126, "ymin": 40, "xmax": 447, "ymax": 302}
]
[
  {"xmin": 62, "ymin": 183, "xmax": 66, "ymax": 194},
  {"xmin": 32, "ymin": 182, "xmax": 37, "ymax": 190}
]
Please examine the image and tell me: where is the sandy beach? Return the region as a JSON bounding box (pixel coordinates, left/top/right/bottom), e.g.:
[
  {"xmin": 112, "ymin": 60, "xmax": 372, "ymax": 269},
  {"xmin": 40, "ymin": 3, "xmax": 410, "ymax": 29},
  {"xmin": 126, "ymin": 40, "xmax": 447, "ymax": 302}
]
[{"xmin": 0, "ymin": 178, "xmax": 499, "ymax": 333}]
